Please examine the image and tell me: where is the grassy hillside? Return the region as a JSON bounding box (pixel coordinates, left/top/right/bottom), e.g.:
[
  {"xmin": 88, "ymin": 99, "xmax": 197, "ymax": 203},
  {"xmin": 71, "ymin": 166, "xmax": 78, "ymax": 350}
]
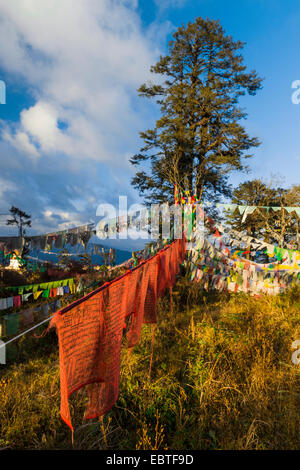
[{"xmin": 1, "ymin": 280, "xmax": 300, "ymax": 450}]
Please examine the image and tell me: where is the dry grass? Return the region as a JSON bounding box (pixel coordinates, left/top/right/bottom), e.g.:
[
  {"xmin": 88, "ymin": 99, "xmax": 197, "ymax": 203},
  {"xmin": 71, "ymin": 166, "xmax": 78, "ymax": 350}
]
[{"xmin": 1, "ymin": 280, "xmax": 300, "ymax": 449}]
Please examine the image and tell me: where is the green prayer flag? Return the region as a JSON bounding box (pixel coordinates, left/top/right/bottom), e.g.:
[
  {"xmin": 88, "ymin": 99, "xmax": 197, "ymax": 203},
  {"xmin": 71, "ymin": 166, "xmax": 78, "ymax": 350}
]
[{"xmin": 5, "ymin": 313, "xmax": 19, "ymax": 336}]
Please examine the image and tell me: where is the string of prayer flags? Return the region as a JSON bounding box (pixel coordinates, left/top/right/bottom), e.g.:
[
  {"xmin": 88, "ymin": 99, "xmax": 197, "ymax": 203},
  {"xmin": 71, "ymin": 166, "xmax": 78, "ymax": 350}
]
[
  {"xmin": 4, "ymin": 277, "xmax": 75, "ymax": 294},
  {"xmin": 187, "ymin": 210, "xmax": 300, "ymax": 296},
  {"xmin": 0, "ymin": 278, "xmax": 76, "ymax": 314},
  {"xmin": 0, "ymin": 285, "xmax": 78, "ymax": 340},
  {"xmin": 0, "ymin": 222, "xmax": 96, "ymax": 254}
]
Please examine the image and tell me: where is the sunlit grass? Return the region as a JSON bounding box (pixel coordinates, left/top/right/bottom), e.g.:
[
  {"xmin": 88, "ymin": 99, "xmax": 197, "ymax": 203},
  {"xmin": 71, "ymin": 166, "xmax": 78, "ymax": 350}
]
[{"xmin": 1, "ymin": 281, "xmax": 300, "ymax": 449}]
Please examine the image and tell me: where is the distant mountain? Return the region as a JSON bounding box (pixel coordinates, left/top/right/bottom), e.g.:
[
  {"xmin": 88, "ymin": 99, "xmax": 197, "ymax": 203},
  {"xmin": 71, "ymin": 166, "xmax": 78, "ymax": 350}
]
[{"xmin": 28, "ymin": 242, "xmax": 132, "ymax": 266}]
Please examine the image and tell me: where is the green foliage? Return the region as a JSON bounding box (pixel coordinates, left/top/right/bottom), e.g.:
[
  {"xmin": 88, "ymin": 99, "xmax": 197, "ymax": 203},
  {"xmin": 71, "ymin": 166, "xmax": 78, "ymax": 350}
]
[
  {"xmin": 78, "ymin": 253, "xmax": 92, "ymax": 272},
  {"xmin": 57, "ymin": 249, "xmax": 90, "ymax": 273},
  {"xmin": 131, "ymin": 17, "xmax": 263, "ymax": 204},
  {"xmin": 57, "ymin": 248, "xmax": 71, "ymax": 270}
]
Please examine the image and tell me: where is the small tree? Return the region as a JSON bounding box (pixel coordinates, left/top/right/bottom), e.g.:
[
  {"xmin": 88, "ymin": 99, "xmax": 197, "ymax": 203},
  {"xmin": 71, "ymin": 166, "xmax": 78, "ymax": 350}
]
[
  {"xmin": 6, "ymin": 206, "xmax": 31, "ymax": 238},
  {"xmin": 226, "ymin": 179, "xmax": 276, "ymax": 238},
  {"xmin": 57, "ymin": 248, "xmax": 73, "ymax": 271},
  {"xmin": 256, "ymin": 185, "xmax": 300, "ymax": 248},
  {"xmin": 226, "ymin": 179, "xmax": 300, "ymax": 248},
  {"xmin": 78, "ymin": 253, "xmax": 92, "ymax": 272}
]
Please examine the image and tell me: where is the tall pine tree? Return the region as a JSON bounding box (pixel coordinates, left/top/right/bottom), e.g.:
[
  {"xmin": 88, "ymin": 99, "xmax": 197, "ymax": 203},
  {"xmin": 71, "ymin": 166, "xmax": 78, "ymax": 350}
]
[{"xmin": 131, "ymin": 17, "xmax": 263, "ymax": 204}]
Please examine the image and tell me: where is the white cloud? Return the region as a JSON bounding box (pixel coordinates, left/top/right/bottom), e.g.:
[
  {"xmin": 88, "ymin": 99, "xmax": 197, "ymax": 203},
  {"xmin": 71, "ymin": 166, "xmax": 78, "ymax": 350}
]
[
  {"xmin": 154, "ymin": 0, "xmax": 187, "ymax": 13},
  {"xmin": 0, "ymin": 0, "xmax": 174, "ymax": 244},
  {"xmin": 0, "ymin": 0, "xmax": 163, "ymax": 163},
  {"xmin": 3, "ymin": 127, "xmax": 40, "ymax": 158},
  {"xmin": 0, "ymin": 177, "xmax": 17, "ymax": 199}
]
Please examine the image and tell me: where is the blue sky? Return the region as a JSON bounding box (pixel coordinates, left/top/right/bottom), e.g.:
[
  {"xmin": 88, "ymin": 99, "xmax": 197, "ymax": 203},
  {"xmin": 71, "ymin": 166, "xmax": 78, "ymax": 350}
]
[{"xmin": 0, "ymin": 0, "xmax": 299, "ymax": 245}]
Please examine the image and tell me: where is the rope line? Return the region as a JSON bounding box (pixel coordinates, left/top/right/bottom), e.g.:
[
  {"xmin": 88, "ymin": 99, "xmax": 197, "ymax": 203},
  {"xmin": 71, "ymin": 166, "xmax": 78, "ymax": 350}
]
[{"xmin": 0, "ymin": 315, "xmax": 54, "ymax": 350}]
